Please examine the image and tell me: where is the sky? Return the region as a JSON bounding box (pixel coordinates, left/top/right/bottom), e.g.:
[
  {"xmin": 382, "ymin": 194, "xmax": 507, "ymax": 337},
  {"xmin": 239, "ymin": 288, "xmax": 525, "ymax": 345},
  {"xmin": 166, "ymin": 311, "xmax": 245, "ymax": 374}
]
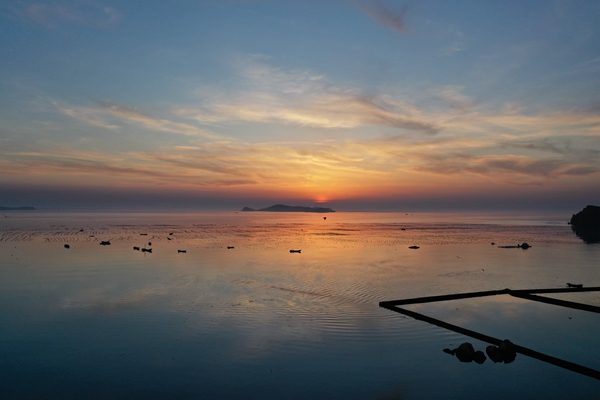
[{"xmin": 0, "ymin": 0, "xmax": 599, "ymax": 212}]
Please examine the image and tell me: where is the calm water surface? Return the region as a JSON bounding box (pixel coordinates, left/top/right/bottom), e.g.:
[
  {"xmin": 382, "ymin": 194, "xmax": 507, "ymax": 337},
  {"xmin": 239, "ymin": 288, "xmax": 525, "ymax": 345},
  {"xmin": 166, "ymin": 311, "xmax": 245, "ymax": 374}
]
[{"xmin": 1, "ymin": 211, "xmax": 599, "ymax": 399}]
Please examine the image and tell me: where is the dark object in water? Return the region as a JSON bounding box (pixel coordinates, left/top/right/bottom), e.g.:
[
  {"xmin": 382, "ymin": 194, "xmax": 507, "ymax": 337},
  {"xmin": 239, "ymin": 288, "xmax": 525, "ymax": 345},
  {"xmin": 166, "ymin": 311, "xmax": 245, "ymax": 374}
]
[
  {"xmin": 323, "ymin": 217, "xmax": 326, "ymax": 220},
  {"xmin": 79, "ymin": 229, "xmax": 84, "ymax": 232},
  {"xmin": 140, "ymin": 233, "xmax": 147, "ymax": 236},
  {"xmin": 498, "ymin": 243, "xmax": 531, "ymax": 249},
  {"xmin": 64, "ymin": 244, "xmax": 70, "ymax": 249},
  {"xmin": 178, "ymin": 250, "xmax": 186, "ymax": 253},
  {"xmin": 567, "ymin": 283, "xmax": 583, "ymax": 289},
  {"xmin": 408, "ymin": 245, "xmax": 420, "ymax": 249},
  {"xmin": 381, "ymin": 286, "xmax": 600, "ymax": 379},
  {"xmin": 491, "ymin": 242, "xmax": 495, "ymax": 245},
  {"xmin": 570, "ymin": 205, "xmax": 600, "ymax": 243},
  {"xmin": 443, "ymin": 343, "xmax": 487, "ymax": 364},
  {"xmin": 169, "ymin": 232, "xmax": 174, "ymax": 235},
  {"xmin": 100, "ymin": 241, "xmax": 111, "ymax": 246},
  {"xmin": 141, "ymin": 248, "xmax": 152, "ymax": 253},
  {"xmin": 289, "ymin": 249, "xmax": 301, "ymax": 253},
  {"xmin": 227, "ymin": 246, "xmax": 234, "ymax": 249},
  {"xmin": 401, "ymin": 228, "xmax": 406, "ymax": 231},
  {"xmin": 148, "ymin": 242, "xmax": 152, "ymax": 246},
  {"xmin": 133, "ymin": 246, "xmax": 140, "ymax": 251},
  {"xmin": 486, "ymin": 340, "xmax": 517, "ymax": 364},
  {"xmin": 167, "ymin": 237, "xmax": 172, "ymax": 240}
]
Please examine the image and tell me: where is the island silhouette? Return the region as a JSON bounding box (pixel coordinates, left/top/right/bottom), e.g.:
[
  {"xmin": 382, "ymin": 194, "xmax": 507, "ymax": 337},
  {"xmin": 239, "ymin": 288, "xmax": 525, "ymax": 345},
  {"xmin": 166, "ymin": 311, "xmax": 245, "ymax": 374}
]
[
  {"xmin": 242, "ymin": 204, "xmax": 335, "ymax": 213},
  {"xmin": 569, "ymin": 205, "xmax": 600, "ymax": 243}
]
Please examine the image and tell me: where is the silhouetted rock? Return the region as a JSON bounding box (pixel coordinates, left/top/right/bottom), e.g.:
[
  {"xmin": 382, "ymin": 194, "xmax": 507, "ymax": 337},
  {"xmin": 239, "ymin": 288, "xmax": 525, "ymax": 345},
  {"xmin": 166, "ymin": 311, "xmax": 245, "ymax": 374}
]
[
  {"xmin": 570, "ymin": 205, "xmax": 600, "ymax": 243},
  {"xmin": 473, "ymin": 350, "xmax": 486, "ymax": 364},
  {"xmin": 454, "ymin": 342, "xmax": 475, "ymax": 362},
  {"xmin": 486, "ymin": 340, "xmax": 517, "ymax": 364},
  {"xmin": 242, "ymin": 204, "xmax": 334, "ymax": 213},
  {"xmin": 443, "ymin": 342, "xmax": 486, "ymax": 364}
]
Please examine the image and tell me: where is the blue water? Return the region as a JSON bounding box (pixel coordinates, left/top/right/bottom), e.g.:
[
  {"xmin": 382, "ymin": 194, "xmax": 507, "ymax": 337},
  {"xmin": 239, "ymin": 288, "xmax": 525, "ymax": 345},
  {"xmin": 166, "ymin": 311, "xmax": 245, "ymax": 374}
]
[{"xmin": 0, "ymin": 211, "xmax": 599, "ymax": 399}]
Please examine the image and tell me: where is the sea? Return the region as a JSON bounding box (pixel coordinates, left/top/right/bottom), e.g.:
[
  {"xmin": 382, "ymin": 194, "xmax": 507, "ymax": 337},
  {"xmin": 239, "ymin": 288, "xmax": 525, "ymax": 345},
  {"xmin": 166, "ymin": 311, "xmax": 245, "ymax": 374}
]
[{"xmin": 1, "ymin": 210, "xmax": 599, "ymax": 399}]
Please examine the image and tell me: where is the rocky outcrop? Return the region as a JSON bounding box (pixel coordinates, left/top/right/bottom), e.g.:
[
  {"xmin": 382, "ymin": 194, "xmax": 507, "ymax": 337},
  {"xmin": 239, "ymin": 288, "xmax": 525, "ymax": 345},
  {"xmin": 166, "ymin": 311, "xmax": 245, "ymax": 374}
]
[
  {"xmin": 443, "ymin": 342, "xmax": 486, "ymax": 364},
  {"xmin": 570, "ymin": 205, "xmax": 600, "ymax": 244},
  {"xmin": 486, "ymin": 340, "xmax": 517, "ymax": 364}
]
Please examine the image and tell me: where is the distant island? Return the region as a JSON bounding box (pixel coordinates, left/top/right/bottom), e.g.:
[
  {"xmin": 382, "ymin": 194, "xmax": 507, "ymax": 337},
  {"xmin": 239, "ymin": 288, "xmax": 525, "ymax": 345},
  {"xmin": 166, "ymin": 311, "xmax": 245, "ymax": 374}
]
[
  {"xmin": 0, "ymin": 206, "xmax": 36, "ymax": 211},
  {"xmin": 242, "ymin": 204, "xmax": 335, "ymax": 213}
]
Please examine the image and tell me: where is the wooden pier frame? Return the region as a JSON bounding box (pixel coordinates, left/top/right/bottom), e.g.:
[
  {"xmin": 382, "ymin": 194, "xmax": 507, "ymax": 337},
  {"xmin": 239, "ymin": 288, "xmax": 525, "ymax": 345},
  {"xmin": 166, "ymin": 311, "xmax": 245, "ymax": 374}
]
[{"xmin": 380, "ymin": 286, "xmax": 600, "ymax": 380}]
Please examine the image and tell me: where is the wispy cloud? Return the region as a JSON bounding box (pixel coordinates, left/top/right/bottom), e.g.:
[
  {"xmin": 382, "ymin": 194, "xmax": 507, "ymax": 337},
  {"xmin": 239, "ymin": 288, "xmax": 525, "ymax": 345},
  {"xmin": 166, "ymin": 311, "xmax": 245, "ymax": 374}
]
[
  {"xmin": 414, "ymin": 154, "xmax": 600, "ymax": 180},
  {"xmin": 181, "ymin": 61, "xmax": 441, "ymax": 134},
  {"xmin": 8, "ymin": 0, "xmax": 121, "ymax": 29},
  {"xmin": 1, "ymin": 110, "xmax": 599, "ymax": 195},
  {"xmin": 3, "ymin": 59, "xmax": 600, "ymax": 199},
  {"xmin": 358, "ymin": 0, "xmax": 411, "ymax": 34},
  {"xmin": 429, "ymin": 85, "xmax": 476, "ymax": 112},
  {"xmin": 54, "ymin": 100, "xmax": 219, "ymax": 138}
]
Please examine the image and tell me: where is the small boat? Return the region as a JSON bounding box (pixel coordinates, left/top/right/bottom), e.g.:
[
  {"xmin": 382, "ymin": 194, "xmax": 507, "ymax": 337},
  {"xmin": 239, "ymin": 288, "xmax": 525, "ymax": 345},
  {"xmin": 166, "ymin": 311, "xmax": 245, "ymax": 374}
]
[
  {"xmin": 408, "ymin": 245, "xmax": 420, "ymax": 249},
  {"xmin": 289, "ymin": 249, "xmax": 301, "ymax": 253},
  {"xmin": 227, "ymin": 246, "xmax": 235, "ymax": 249},
  {"xmin": 178, "ymin": 250, "xmax": 187, "ymax": 253},
  {"xmin": 100, "ymin": 241, "xmax": 111, "ymax": 246}
]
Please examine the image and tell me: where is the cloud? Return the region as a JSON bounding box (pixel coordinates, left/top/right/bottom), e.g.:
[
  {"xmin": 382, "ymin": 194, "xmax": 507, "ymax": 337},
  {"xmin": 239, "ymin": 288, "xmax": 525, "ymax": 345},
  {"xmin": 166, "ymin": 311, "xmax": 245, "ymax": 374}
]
[
  {"xmin": 412, "ymin": 154, "xmax": 600, "ymax": 185},
  {"xmin": 358, "ymin": 1, "xmax": 411, "ymax": 34},
  {"xmin": 54, "ymin": 100, "xmax": 218, "ymax": 138},
  {"xmin": 182, "ymin": 62, "xmax": 441, "ymax": 134},
  {"xmin": 10, "ymin": 0, "xmax": 121, "ymax": 29},
  {"xmin": 429, "ymin": 86, "xmax": 476, "ymax": 112}
]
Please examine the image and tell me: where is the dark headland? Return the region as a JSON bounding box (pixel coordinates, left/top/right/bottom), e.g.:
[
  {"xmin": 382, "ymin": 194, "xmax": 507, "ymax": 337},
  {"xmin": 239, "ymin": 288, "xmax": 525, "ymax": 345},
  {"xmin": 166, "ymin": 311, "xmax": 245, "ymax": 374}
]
[
  {"xmin": 569, "ymin": 205, "xmax": 600, "ymax": 244},
  {"xmin": 242, "ymin": 204, "xmax": 335, "ymax": 213},
  {"xmin": 0, "ymin": 206, "xmax": 36, "ymax": 211}
]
